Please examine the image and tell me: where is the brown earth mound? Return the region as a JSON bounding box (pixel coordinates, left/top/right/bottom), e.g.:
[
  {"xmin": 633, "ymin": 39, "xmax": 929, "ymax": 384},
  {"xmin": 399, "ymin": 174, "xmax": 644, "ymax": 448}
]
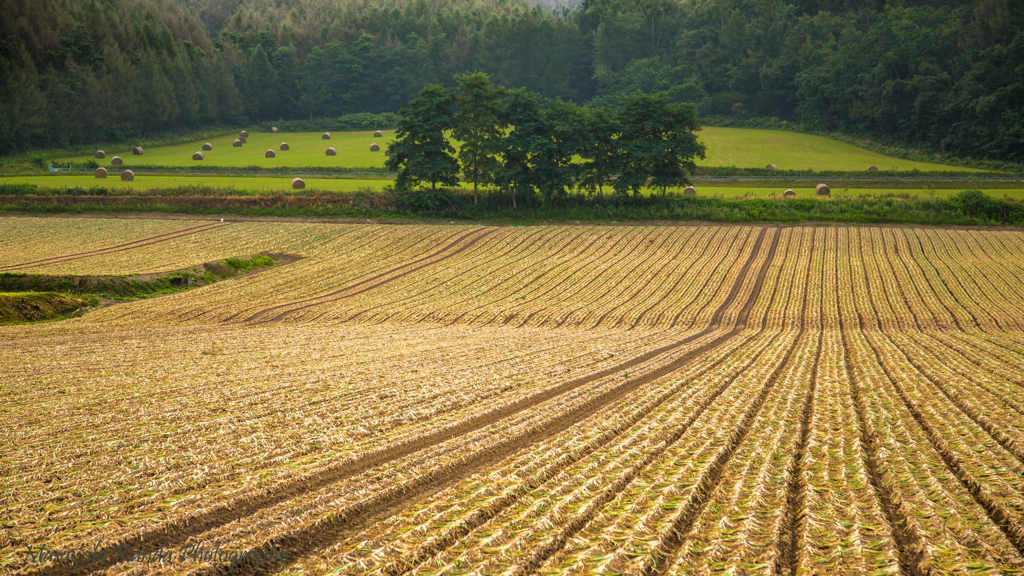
[{"xmin": 0, "ymin": 292, "xmax": 90, "ymax": 324}]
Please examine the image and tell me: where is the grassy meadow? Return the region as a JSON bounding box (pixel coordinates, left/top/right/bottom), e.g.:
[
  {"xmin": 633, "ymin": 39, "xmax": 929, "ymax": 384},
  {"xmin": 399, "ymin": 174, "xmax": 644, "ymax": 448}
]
[
  {"xmin": 52, "ymin": 127, "xmax": 976, "ymax": 173},
  {"xmin": 694, "ymin": 127, "xmax": 981, "ymax": 172},
  {"xmin": 57, "ymin": 130, "xmax": 396, "ymax": 169},
  {"xmin": 16, "ymin": 126, "xmax": 1018, "ymax": 209},
  {"xmin": 677, "ymin": 186, "xmax": 1024, "ymax": 200},
  {"xmin": 0, "ymin": 174, "xmax": 390, "ymax": 192}
]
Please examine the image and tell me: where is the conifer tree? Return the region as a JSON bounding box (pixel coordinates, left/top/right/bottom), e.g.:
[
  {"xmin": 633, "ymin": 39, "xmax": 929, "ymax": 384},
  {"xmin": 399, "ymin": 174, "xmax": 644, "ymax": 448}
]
[{"xmin": 386, "ymin": 84, "xmax": 460, "ymax": 191}]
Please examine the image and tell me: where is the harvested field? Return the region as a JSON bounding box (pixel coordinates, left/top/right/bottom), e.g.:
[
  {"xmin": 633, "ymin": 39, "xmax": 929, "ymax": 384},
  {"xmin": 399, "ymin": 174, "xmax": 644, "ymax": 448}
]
[{"xmin": 2, "ymin": 217, "xmax": 1024, "ymax": 575}]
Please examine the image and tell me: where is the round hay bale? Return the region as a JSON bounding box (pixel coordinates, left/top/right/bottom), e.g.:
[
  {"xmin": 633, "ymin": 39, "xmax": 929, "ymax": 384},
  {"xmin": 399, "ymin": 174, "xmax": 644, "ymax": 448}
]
[
  {"xmin": 110, "ymin": 156, "xmax": 123, "ymax": 166},
  {"xmin": 291, "ymin": 177, "xmax": 305, "ymax": 190},
  {"xmin": 95, "ymin": 150, "xmax": 105, "ymax": 159},
  {"xmin": 133, "ymin": 146, "xmax": 143, "ymax": 155},
  {"xmin": 784, "ymin": 189, "xmax": 796, "ymax": 197},
  {"xmin": 265, "ymin": 149, "xmax": 276, "ymax": 158},
  {"xmin": 240, "ymin": 130, "xmax": 249, "ymax": 138},
  {"xmin": 370, "ymin": 143, "xmax": 380, "ymax": 152},
  {"xmin": 373, "ymin": 130, "xmax": 383, "ymax": 137},
  {"xmin": 239, "ymin": 137, "xmax": 247, "ymax": 144},
  {"xmin": 683, "ymin": 186, "xmax": 697, "ymax": 197},
  {"xmin": 192, "ymin": 151, "xmax": 204, "ymax": 160},
  {"xmin": 326, "ymin": 147, "xmax": 336, "ymax": 156},
  {"xmin": 94, "ymin": 167, "xmax": 108, "ymax": 178},
  {"xmin": 384, "ymin": 149, "xmax": 393, "ymax": 157},
  {"xmin": 233, "ymin": 139, "xmax": 243, "ymax": 147},
  {"xmin": 322, "ymin": 132, "xmax": 331, "ymax": 140},
  {"xmin": 202, "ymin": 143, "xmax": 213, "ymax": 151},
  {"xmin": 816, "ymin": 183, "xmax": 831, "ymax": 196},
  {"xmin": 867, "ymin": 166, "xmax": 878, "ymax": 171},
  {"xmin": 280, "ymin": 142, "xmax": 289, "ymax": 151},
  {"xmin": 120, "ymin": 170, "xmax": 135, "ymax": 181},
  {"xmin": 765, "ymin": 163, "xmax": 777, "ymax": 170},
  {"xmin": 271, "ymin": 127, "xmax": 278, "ymax": 133}
]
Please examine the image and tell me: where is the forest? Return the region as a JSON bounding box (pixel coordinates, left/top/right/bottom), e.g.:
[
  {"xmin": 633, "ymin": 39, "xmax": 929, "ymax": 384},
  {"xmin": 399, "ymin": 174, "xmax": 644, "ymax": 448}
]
[{"xmin": 1, "ymin": 0, "xmax": 1021, "ymax": 162}]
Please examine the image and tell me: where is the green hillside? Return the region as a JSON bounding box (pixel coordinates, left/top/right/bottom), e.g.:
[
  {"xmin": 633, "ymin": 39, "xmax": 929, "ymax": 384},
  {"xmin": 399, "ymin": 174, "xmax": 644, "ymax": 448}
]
[{"xmin": 696, "ymin": 128, "xmax": 978, "ymax": 173}]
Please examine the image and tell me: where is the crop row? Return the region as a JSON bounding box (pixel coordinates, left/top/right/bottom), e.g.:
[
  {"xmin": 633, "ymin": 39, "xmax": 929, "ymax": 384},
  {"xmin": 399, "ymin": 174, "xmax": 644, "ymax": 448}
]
[
  {"xmin": 217, "ymin": 227, "xmax": 801, "ymax": 574},
  {"xmin": 1, "ymin": 321, "xmax": 693, "ymax": 569},
  {"xmin": 838, "ymin": 228, "xmax": 1024, "ymax": 574},
  {"xmin": 4, "ymin": 222, "xmax": 1024, "ymax": 575},
  {"xmin": 5, "ymin": 217, "xmax": 1024, "ymax": 333},
  {"xmin": 97, "ymin": 225, "xmax": 1024, "ymax": 332},
  {"xmin": 0, "ymin": 217, "xmax": 212, "ymax": 270}
]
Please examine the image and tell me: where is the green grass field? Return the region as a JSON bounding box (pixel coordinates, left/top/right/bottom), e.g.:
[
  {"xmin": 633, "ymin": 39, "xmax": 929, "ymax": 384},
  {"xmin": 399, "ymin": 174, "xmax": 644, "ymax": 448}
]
[
  {"xmin": 55, "ymin": 127, "xmax": 974, "ymax": 173},
  {"xmin": 0, "ymin": 174, "xmax": 389, "ymax": 191},
  {"xmin": 58, "ymin": 130, "xmax": 396, "ymax": 169},
  {"xmin": 680, "ymin": 186, "xmax": 1024, "ymax": 200},
  {"xmin": 695, "ymin": 127, "xmax": 978, "ymax": 172},
  {"xmin": 3, "ymin": 174, "xmax": 1019, "ymax": 200}
]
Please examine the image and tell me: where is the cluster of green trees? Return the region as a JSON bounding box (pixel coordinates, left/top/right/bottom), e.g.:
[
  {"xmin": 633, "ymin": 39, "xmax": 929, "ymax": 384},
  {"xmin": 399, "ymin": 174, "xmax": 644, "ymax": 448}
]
[
  {"xmin": 386, "ymin": 73, "xmax": 705, "ymax": 204},
  {"xmin": 2, "ymin": 0, "xmax": 1022, "ymax": 162}
]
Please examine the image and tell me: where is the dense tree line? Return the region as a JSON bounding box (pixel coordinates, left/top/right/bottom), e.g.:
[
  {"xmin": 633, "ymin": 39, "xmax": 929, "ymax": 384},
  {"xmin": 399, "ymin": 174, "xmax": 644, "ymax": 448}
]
[
  {"xmin": 385, "ymin": 73, "xmax": 705, "ymax": 203},
  {"xmin": 1, "ymin": 0, "xmax": 1021, "ymax": 162}
]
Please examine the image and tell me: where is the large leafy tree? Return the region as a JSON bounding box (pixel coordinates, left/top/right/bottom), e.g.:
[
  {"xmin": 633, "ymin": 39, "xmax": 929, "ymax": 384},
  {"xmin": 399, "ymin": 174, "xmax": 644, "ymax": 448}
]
[
  {"xmin": 386, "ymin": 84, "xmax": 460, "ymax": 192},
  {"xmin": 649, "ymin": 101, "xmax": 704, "ymax": 195},
  {"xmin": 538, "ymin": 99, "xmax": 585, "ymax": 200},
  {"xmin": 577, "ymin": 106, "xmax": 620, "ymax": 197},
  {"xmin": 498, "ymin": 92, "xmax": 583, "ymax": 206},
  {"xmin": 454, "ymin": 71, "xmax": 505, "ymax": 204},
  {"xmin": 615, "ymin": 91, "xmax": 705, "ymax": 197},
  {"xmin": 497, "ymin": 88, "xmax": 547, "ymax": 209}
]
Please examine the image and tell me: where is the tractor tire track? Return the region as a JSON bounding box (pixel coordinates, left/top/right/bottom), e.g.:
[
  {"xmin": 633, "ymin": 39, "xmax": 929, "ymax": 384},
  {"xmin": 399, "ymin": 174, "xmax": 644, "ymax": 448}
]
[
  {"xmin": 507, "ymin": 330, "xmax": 787, "ymax": 576},
  {"xmin": 191, "ymin": 227, "xmax": 780, "ymax": 576},
  {"xmin": 872, "ymin": 232, "xmax": 1024, "ymax": 464},
  {"xmin": 0, "ymin": 222, "xmax": 228, "ymax": 271},
  {"xmin": 776, "ymin": 331, "xmax": 822, "ymax": 576},
  {"xmin": 643, "ymin": 326, "xmax": 806, "ymax": 576},
  {"xmin": 632, "ymin": 227, "xmax": 749, "ymax": 330},
  {"xmin": 552, "ymin": 228, "xmax": 675, "ymax": 328},
  {"xmin": 858, "ymin": 227, "xmax": 1024, "ymax": 554},
  {"xmin": 637, "ymin": 228, "xmax": 807, "ymax": 576},
  {"xmin": 843, "ymin": 320, "xmax": 930, "ymax": 576},
  {"xmin": 776, "ymin": 228, "xmax": 825, "ymax": 576},
  {"xmin": 498, "ymin": 228, "xmax": 652, "ymax": 328},
  {"xmin": 666, "ymin": 227, "xmax": 761, "ymax": 329},
  {"xmin": 859, "ymin": 330, "xmax": 1024, "ymax": 556},
  {"xmin": 242, "ymin": 227, "xmax": 497, "ymax": 323},
  {"xmin": 617, "ymin": 226, "xmax": 718, "ymax": 329},
  {"xmin": 345, "ymin": 227, "xmax": 553, "ymax": 325},
  {"xmin": 26, "ymin": 227, "xmax": 777, "ymax": 576},
  {"xmin": 379, "ymin": 333, "xmax": 771, "ymax": 575},
  {"xmin": 502, "ymin": 229, "xmax": 799, "ymax": 576},
  {"xmin": 438, "ymin": 232, "xmax": 607, "ymax": 327},
  {"xmin": 493, "ymin": 230, "xmax": 644, "ymax": 328}
]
